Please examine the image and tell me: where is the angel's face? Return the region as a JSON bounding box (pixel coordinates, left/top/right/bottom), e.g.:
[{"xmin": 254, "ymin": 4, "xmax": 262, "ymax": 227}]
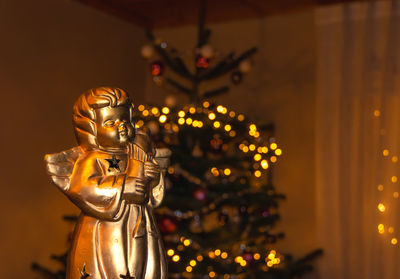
[{"xmin": 95, "ymin": 105, "xmax": 135, "ymax": 151}]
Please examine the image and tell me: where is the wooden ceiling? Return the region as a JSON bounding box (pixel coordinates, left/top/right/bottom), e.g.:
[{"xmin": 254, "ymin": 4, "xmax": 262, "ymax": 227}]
[{"xmin": 75, "ymin": 0, "xmax": 383, "ymax": 29}]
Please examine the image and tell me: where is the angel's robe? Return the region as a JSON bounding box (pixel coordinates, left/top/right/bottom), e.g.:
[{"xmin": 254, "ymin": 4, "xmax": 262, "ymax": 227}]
[{"xmin": 45, "ymin": 139, "xmax": 168, "ymax": 279}]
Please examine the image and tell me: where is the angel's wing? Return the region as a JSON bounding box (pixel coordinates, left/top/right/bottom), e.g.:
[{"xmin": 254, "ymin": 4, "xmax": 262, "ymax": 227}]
[{"xmin": 44, "ymin": 147, "xmax": 82, "ymax": 192}]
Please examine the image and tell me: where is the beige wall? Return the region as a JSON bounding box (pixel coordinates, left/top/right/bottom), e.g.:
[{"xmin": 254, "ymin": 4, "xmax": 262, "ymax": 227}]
[
  {"xmin": 0, "ymin": 0, "xmax": 146, "ymax": 277},
  {"xmin": 146, "ymin": 11, "xmax": 318, "ymax": 275}
]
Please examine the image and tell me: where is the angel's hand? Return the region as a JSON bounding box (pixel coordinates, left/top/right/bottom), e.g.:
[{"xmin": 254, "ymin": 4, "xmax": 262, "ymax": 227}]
[
  {"xmin": 144, "ymin": 161, "xmax": 160, "ymax": 185},
  {"xmin": 123, "ymin": 177, "xmax": 150, "ymax": 204}
]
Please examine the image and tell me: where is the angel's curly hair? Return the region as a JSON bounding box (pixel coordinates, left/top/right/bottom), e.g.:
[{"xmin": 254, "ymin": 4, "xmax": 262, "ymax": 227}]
[{"xmin": 72, "ymin": 87, "xmax": 133, "ymax": 150}]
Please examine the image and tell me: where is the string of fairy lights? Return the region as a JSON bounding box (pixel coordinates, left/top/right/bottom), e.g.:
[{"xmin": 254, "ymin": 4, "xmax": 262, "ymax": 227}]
[
  {"xmin": 164, "ymin": 238, "xmax": 282, "ymax": 278},
  {"xmin": 134, "ymin": 100, "xmax": 282, "ymax": 178},
  {"xmin": 374, "ymin": 109, "xmax": 399, "ymax": 246},
  {"xmin": 133, "ymin": 100, "xmax": 284, "ymax": 277}
]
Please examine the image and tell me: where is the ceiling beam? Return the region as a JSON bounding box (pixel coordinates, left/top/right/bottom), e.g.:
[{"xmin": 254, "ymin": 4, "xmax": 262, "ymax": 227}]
[{"xmin": 73, "ymin": 0, "xmax": 387, "ymax": 29}]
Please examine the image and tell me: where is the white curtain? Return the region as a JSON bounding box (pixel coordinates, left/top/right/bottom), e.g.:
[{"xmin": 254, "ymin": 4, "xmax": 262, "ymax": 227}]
[{"xmin": 315, "ymin": 1, "xmax": 400, "ymax": 279}]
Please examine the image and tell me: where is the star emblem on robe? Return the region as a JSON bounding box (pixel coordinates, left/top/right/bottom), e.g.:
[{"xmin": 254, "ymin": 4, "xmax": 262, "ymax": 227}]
[
  {"xmin": 80, "ymin": 264, "xmax": 91, "ymax": 279},
  {"xmin": 120, "ymin": 269, "xmax": 135, "ymax": 279},
  {"xmin": 105, "ymin": 154, "xmax": 121, "ymax": 172}
]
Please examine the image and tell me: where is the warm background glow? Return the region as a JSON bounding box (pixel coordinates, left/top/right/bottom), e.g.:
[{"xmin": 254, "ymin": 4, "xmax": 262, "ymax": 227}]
[{"xmin": 0, "ymin": 1, "xmax": 315, "ymax": 278}]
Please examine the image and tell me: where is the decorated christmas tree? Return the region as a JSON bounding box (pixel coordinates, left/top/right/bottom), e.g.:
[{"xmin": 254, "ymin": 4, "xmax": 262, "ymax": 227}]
[
  {"xmin": 133, "ymin": 3, "xmax": 322, "ymax": 278},
  {"xmin": 32, "ymin": 2, "xmax": 321, "ymax": 278}
]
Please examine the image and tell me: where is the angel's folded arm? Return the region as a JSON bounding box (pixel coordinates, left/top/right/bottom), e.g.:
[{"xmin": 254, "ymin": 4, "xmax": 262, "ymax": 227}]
[{"xmin": 68, "ymin": 153, "xmax": 126, "ymax": 220}]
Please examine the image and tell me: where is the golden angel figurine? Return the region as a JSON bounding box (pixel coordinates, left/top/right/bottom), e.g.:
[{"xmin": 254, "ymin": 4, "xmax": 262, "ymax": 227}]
[{"xmin": 45, "ymin": 87, "xmax": 170, "ymax": 279}]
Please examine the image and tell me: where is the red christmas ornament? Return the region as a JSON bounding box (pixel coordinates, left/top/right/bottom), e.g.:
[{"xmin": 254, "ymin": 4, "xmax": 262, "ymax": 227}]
[
  {"xmin": 243, "ymin": 251, "xmax": 254, "ymax": 263},
  {"xmin": 158, "ymin": 215, "xmax": 177, "ymax": 234},
  {"xmin": 196, "ymin": 55, "xmax": 210, "ymax": 69},
  {"xmin": 262, "ymin": 209, "xmax": 270, "ymax": 218},
  {"xmin": 193, "ymin": 188, "xmax": 206, "ymax": 201},
  {"xmin": 151, "ymin": 61, "xmax": 164, "ymax": 76}
]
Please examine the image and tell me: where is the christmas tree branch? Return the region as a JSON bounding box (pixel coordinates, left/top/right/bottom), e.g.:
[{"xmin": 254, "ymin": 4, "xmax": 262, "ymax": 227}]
[
  {"xmin": 199, "ymin": 47, "xmax": 257, "ymax": 81},
  {"xmin": 198, "ymin": 52, "xmax": 235, "ymax": 80},
  {"xmin": 197, "ymin": 0, "xmax": 210, "ymax": 47},
  {"xmin": 146, "ymin": 30, "xmax": 194, "ymax": 80},
  {"xmin": 173, "ymin": 56, "xmax": 193, "ymax": 79},
  {"xmin": 165, "ymin": 78, "xmax": 193, "ymax": 96},
  {"xmin": 202, "ymin": 86, "xmax": 230, "ymax": 99}
]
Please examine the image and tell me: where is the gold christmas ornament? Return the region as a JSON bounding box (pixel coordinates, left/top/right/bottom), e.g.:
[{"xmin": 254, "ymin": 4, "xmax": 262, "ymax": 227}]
[
  {"xmin": 141, "ymin": 44, "xmax": 155, "ymax": 59},
  {"xmin": 200, "ymin": 44, "xmax": 214, "ymax": 58},
  {"xmin": 239, "ymin": 59, "xmax": 252, "ymax": 73},
  {"xmin": 45, "ymin": 87, "xmax": 170, "ymax": 279},
  {"xmin": 164, "ymin": 94, "xmax": 177, "ymax": 107}
]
